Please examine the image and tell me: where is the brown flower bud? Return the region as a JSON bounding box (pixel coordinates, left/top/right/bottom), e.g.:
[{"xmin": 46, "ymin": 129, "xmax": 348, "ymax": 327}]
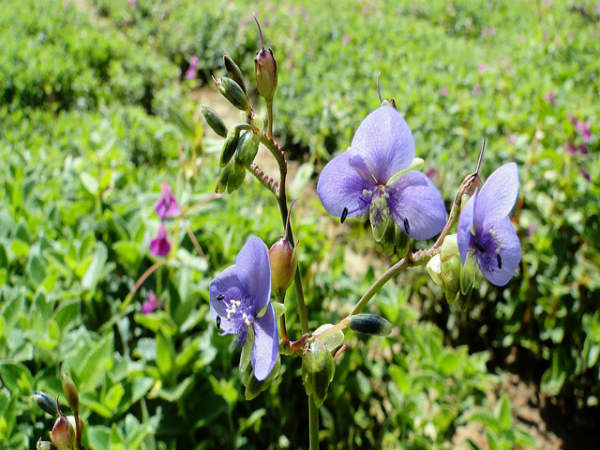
[
  {"xmin": 269, "ymin": 237, "xmax": 297, "ymax": 300},
  {"xmin": 61, "ymin": 372, "xmax": 78, "ymax": 414},
  {"xmin": 50, "ymin": 415, "xmax": 75, "ymax": 450},
  {"xmin": 253, "ymin": 17, "xmax": 277, "ymax": 102}
]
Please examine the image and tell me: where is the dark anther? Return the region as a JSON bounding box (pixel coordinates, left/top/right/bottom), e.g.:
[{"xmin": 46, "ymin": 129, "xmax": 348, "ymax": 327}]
[
  {"xmin": 217, "ymin": 294, "xmax": 225, "ymax": 301},
  {"xmin": 216, "ymin": 316, "xmax": 221, "ymax": 328},
  {"xmin": 341, "ymin": 207, "xmax": 349, "ymax": 223},
  {"xmin": 497, "ymin": 254, "xmax": 503, "ymax": 269},
  {"xmin": 403, "ymin": 217, "xmax": 410, "ymax": 234},
  {"xmin": 474, "ymin": 242, "xmax": 486, "ymax": 253}
]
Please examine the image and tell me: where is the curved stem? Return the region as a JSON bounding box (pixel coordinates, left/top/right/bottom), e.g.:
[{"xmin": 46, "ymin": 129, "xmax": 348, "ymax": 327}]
[{"xmin": 120, "ymin": 260, "xmax": 167, "ymax": 311}]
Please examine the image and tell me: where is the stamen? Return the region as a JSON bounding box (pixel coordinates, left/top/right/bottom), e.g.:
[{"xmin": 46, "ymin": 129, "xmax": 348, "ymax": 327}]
[
  {"xmin": 216, "ymin": 316, "xmax": 221, "ymax": 329},
  {"xmin": 497, "ymin": 254, "xmax": 502, "ymax": 269},
  {"xmin": 403, "ymin": 217, "xmax": 410, "ymax": 235},
  {"xmin": 341, "ymin": 207, "xmax": 348, "ymax": 223},
  {"xmin": 216, "ymin": 294, "xmax": 224, "ymax": 301}
]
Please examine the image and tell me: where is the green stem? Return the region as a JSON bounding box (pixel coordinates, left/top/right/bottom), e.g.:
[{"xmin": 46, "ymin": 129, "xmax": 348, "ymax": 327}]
[
  {"xmin": 308, "ymin": 396, "xmax": 319, "ymax": 450},
  {"xmin": 267, "ymin": 100, "xmax": 274, "ymax": 139}
]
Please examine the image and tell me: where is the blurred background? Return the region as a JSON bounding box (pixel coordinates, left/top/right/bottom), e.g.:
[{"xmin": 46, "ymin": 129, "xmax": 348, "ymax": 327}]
[{"xmin": 0, "ymin": 0, "xmax": 598, "ymax": 449}]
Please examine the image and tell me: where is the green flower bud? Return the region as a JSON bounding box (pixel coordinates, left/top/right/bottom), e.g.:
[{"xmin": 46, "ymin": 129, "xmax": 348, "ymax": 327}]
[
  {"xmin": 215, "ymin": 164, "xmax": 232, "ymax": 194},
  {"xmin": 254, "ymin": 48, "xmax": 278, "ymax": 102},
  {"xmin": 214, "ymin": 76, "xmax": 249, "ymax": 112},
  {"xmin": 50, "ymin": 415, "xmax": 75, "ymax": 450},
  {"xmin": 348, "ymin": 313, "xmax": 392, "ymax": 336},
  {"xmin": 33, "ymin": 391, "xmax": 58, "ymax": 417},
  {"xmin": 226, "ymin": 160, "xmax": 246, "ymax": 193},
  {"xmin": 302, "ymin": 341, "xmax": 335, "ymax": 408},
  {"xmin": 223, "ymin": 55, "xmax": 246, "ymax": 93},
  {"xmin": 201, "ymin": 105, "xmax": 227, "ymax": 138},
  {"xmin": 269, "ymin": 237, "xmax": 297, "ymax": 300},
  {"xmin": 36, "ymin": 440, "xmax": 52, "ymax": 450},
  {"xmin": 235, "ymin": 131, "xmax": 260, "ymax": 167},
  {"xmin": 61, "ymin": 372, "xmax": 78, "ymax": 414},
  {"xmin": 220, "ymin": 128, "xmax": 240, "ymax": 167}
]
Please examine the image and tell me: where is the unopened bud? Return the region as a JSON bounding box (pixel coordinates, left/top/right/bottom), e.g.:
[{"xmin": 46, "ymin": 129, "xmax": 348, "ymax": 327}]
[
  {"xmin": 201, "ymin": 105, "xmax": 227, "ymax": 138},
  {"xmin": 61, "ymin": 372, "xmax": 78, "ymax": 414},
  {"xmin": 220, "ymin": 128, "xmax": 241, "ymax": 167},
  {"xmin": 36, "ymin": 440, "xmax": 52, "ymax": 450},
  {"xmin": 215, "ymin": 164, "xmax": 232, "ymax": 194},
  {"xmin": 226, "ymin": 161, "xmax": 246, "ymax": 193},
  {"xmin": 50, "ymin": 415, "xmax": 75, "ymax": 450},
  {"xmin": 33, "ymin": 391, "xmax": 58, "ymax": 417},
  {"xmin": 302, "ymin": 341, "xmax": 335, "ymax": 408},
  {"xmin": 214, "ymin": 76, "xmax": 249, "ymax": 112},
  {"xmin": 348, "ymin": 313, "xmax": 392, "ymax": 336},
  {"xmin": 269, "ymin": 237, "xmax": 297, "ymax": 299},
  {"xmin": 255, "ymin": 48, "xmax": 278, "ymax": 102},
  {"xmin": 235, "ymin": 131, "xmax": 259, "ymax": 166},
  {"xmin": 223, "ymin": 55, "xmax": 246, "ymax": 93}
]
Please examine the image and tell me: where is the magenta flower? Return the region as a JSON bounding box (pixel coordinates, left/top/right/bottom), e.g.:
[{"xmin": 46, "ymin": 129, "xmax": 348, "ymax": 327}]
[
  {"xmin": 575, "ymin": 120, "xmax": 591, "ymax": 141},
  {"xmin": 141, "ymin": 291, "xmax": 163, "ymax": 314},
  {"xmin": 154, "ymin": 183, "xmax": 180, "ymax": 220},
  {"xmin": 185, "ymin": 56, "xmax": 199, "ymax": 80},
  {"xmin": 477, "ymin": 63, "xmax": 487, "ymax": 73},
  {"xmin": 342, "ymin": 35, "xmax": 350, "ymax": 45},
  {"xmin": 458, "ymin": 163, "xmax": 521, "ymax": 286},
  {"xmin": 544, "ymin": 91, "xmax": 555, "ymax": 105},
  {"xmin": 149, "ymin": 224, "xmax": 171, "ymax": 258},
  {"xmin": 472, "ymin": 85, "xmax": 482, "ymax": 95},
  {"xmin": 580, "ymin": 168, "xmax": 591, "ymax": 182},
  {"xmin": 440, "ymin": 86, "xmax": 448, "ymax": 97},
  {"xmin": 317, "ymin": 105, "xmax": 446, "ymax": 240},
  {"xmin": 209, "ymin": 237, "xmax": 278, "ymax": 381}
]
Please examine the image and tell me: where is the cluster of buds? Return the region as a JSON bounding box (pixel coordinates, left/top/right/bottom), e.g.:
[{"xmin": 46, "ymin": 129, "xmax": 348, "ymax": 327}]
[
  {"xmin": 34, "ymin": 373, "xmax": 83, "ymax": 450},
  {"xmin": 201, "ymin": 17, "xmax": 278, "ymax": 195}
]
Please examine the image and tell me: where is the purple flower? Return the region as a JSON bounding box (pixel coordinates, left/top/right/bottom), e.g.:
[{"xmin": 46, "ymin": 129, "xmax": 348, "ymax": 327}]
[
  {"xmin": 185, "ymin": 56, "xmax": 199, "ymax": 80},
  {"xmin": 440, "ymin": 86, "xmax": 448, "ymax": 97},
  {"xmin": 575, "ymin": 120, "xmax": 591, "ymax": 141},
  {"xmin": 149, "ymin": 224, "xmax": 171, "ymax": 258},
  {"xmin": 154, "ymin": 183, "xmax": 180, "ymax": 220},
  {"xmin": 458, "ymin": 163, "xmax": 521, "ymax": 286},
  {"xmin": 141, "ymin": 291, "xmax": 162, "ymax": 314},
  {"xmin": 477, "ymin": 63, "xmax": 487, "ymax": 73},
  {"xmin": 472, "ymin": 85, "xmax": 482, "ymax": 95},
  {"xmin": 580, "ymin": 168, "xmax": 591, "ymax": 182},
  {"xmin": 209, "ymin": 237, "xmax": 278, "ymax": 381},
  {"xmin": 317, "ymin": 106, "xmax": 446, "ymax": 240},
  {"xmin": 342, "ymin": 34, "xmax": 350, "ymax": 45},
  {"xmin": 545, "ymin": 91, "xmax": 555, "ymax": 105}
]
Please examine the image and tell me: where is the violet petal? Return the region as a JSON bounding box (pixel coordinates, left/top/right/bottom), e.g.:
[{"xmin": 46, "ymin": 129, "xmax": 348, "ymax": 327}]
[
  {"xmin": 477, "ymin": 216, "xmax": 521, "ymax": 286},
  {"xmin": 234, "ymin": 237, "xmax": 271, "ymax": 314},
  {"xmin": 251, "ymin": 303, "xmax": 278, "ymax": 381},
  {"xmin": 457, "ymin": 195, "xmax": 476, "ymax": 266},
  {"xmin": 474, "ymin": 162, "xmax": 519, "ymax": 227}
]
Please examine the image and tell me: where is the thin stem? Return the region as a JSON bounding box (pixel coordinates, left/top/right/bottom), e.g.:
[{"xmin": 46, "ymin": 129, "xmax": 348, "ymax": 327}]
[
  {"xmin": 120, "ymin": 260, "xmax": 166, "ymax": 311},
  {"xmin": 376, "ymin": 72, "xmax": 383, "ymax": 104},
  {"xmin": 267, "ymin": 100, "xmax": 274, "ymax": 139},
  {"xmin": 185, "ymin": 225, "xmax": 206, "ymax": 257},
  {"xmin": 308, "ymin": 397, "xmax": 319, "ymax": 450}
]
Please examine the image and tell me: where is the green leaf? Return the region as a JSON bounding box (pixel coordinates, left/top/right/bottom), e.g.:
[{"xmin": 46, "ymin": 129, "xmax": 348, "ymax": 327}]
[
  {"xmin": 103, "ymin": 383, "xmax": 125, "ymax": 412},
  {"xmin": 82, "ymin": 243, "xmax": 108, "ymax": 291},
  {"xmin": 113, "ymin": 241, "xmax": 141, "ymax": 267},
  {"xmin": 80, "ymin": 172, "xmax": 99, "ymax": 195},
  {"xmin": 75, "ymin": 334, "xmax": 113, "ymax": 392},
  {"xmin": 156, "ymin": 332, "xmax": 174, "ymax": 377},
  {"xmin": 9, "ymin": 240, "xmax": 29, "ymax": 259},
  {"xmin": 497, "ymin": 394, "xmax": 511, "ymax": 431},
  {"xmin": 27, "ymin": 254, "xmax": 46, "ymax": 285}
]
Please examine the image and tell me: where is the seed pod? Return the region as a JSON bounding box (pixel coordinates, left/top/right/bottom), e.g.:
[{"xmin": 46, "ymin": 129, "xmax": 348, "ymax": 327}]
[
  {"xmin": 214, "ymin": 76, "xmax": 249, "ymax": 112},
  {"xmin": 201, "ymin": 105, "xmax": 227, "ymax": 138},
  {"xmin": 223, "ymin": 55, "xmax": 246, "ymax": 93},
  {"xmin": 348, "ymin": 313, "xmax": 392, "ymax": 336},
  {"xmin": 61, "ymin": 372, "xmax": 78, "ymax": 414},
  {"xmin": 220, "ymin": 128, "xmax": 240, "ymax": 167},
  {"xmin": 235, "ymin": 131, "xmax": 259, "ymax": 166},
  {"xmin": 36, "ymin": 440, "xmax": 52, "ymax": 450},
  {"xmin": 269, "ymin": 237, "xmax": 297, "ymax": 300},
  {"xmin": 33, "ymin": 391, "xmax": 58, "ymax": 417}
]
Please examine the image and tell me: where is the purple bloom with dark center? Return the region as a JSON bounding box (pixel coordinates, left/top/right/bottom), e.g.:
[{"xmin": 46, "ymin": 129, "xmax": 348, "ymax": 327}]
[
  {"xmin": 154, "ymin": 183, "xmax": 180, "ymax": 220},
  {"xmin": 149, "ymin": 224, "xmax": 171, "ymax": 258},
  {"xmin": 458, "ymin": 163, "xmax": 521, "ymax": 286},
  {"xmin": 317, "ymin": 105, "xmax": 446, "ymax": 240},
  {"xmin": 141, "ymin": 291, "xmax": 162, "ymax": 314},
  {"xmin": 209, "ymin": 237, "xmax": 278, "ymax": 381}
]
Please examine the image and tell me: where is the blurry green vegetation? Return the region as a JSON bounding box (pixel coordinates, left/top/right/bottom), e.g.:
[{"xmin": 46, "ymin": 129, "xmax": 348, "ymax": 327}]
[{"xmin": 1, "ymin": 0, "xmax": 598, "ymax": 448}]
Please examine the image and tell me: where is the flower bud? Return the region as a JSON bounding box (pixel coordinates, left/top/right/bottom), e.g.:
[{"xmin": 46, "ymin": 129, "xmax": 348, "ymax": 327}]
[
  {"xmin": 50, "ymin": 415, "xmax": 75, "ymax": 450},
  {"xmin": 33, "ymin": 391, "xmax": 58, "ymax": 417},
  {"xmin": 348, "ymin": 313, "xmax": 392, "ymax": 336},
  {"xmin": 220, "ymin": 128, "xmax": 240, "ymax": 167},
  {"xmin": 36, "ymin": 440, "xmax": 52, "ymax": 450},
  {"xmin": 201, "ymin": 105, "xmax": 227, "ymax": 138},
  {"xmin": 254, "ymin": 48, "xmax": 278, "ymax": 102},
  {"xmin": 215, "ymin": 164, "xmax": 232, "ymax": 194},
  {"xmin": 269, "ymin": 237, "xmax": 297, "ymax": 300},
  {"xmin": 235, "ymin": 131, "xmax": 259, "ymax": 166},
  {"xmin": 302, "ymin": 341, "xmax": 335, "ymax": 408},
  {"xmin": 226, "ymin": 161, "xmax": 246, "ymax": 193},
  {"xmin": 223, "ymin": 55, "xmax": 246, "ymax": 93},
  {"xmin": 214, "ymin": 76, "xmax": 249, "ymax": 112},
  {"xmin": 61, "ymin": 372, "xmax": 78, "ymax": 414}
]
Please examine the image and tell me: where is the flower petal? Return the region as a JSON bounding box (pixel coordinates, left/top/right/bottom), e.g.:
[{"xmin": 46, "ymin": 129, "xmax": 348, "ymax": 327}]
[
  {"xmin": 474, "ymin": 162, "xmax": 519, "ymax": 227},
  {"xmin": 477, "ymin": 216, "xmax": 521, "ymax": 286},
  {"xmin": 317, "ymin": 152, "xmax": 375, "ymax": 218},
  {"xmin": 387, "ymin": 171, "xmax": 446, "ymax": 240},
  {"xmin": 209, "ymin": 266, "xmax": 245, "ymax": 318},
  {"xmin": 235, "ymin": 237, "xmax": 271, "ymax": 314},
  {"xmin": 457, "ymin": 195, "xmax": 476, "ymax": 266},
  {"xmin": 350, "ymin": 105, "xmax": 415, "ymax": 183},
  {"xmin": 251, "ymin": 303, "xmax": 278, "ymax": 381}
]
